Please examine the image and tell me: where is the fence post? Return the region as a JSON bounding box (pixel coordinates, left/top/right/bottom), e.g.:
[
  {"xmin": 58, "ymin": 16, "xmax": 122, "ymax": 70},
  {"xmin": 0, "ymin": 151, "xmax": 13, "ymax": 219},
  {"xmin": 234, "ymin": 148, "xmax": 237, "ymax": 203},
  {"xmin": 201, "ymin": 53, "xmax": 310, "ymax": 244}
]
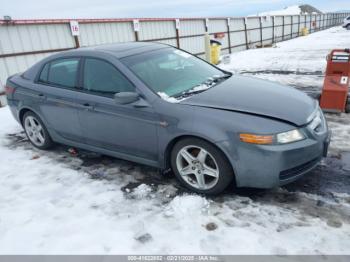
[
  {"xmin": 309, "ymin": 15, "xmax": 312, "ymax": 32},
  {"xmin": 290, "ymin": 16, "xmax": 293, "ymax": 39},
  {"xmin": 272, "ymin": 16, "xmax": 275, "ymax": 43},
  {"xmin": 244, "ymin": 18, "xmax": 249, "ymax": 50},
  {"xmin": 226, "ymin": 18, "xmax": 232, "ymax": 54},
  {"xmin": 175, "ymin": 19, "xmax": 180, "ymax": 48},
  {"xmin": 297, "ymin": 15, "xmax": 300, "ymax": 36},
  {"xmin": 133, "ymin": 20, "xmax": 139, "ymax": 41},
  {"xmin": 259, "ymin": 17, "xmax": 263, "ymax": 46},
  {"xmin": 204, "ymin": 18, "xmax": 209, "ymax": 33},
  {"xmin": 318, "ymin": 15, "xmax": 321, "ymax": 30},
  {"xmin": 282, "ymin": 16, "xmax": 285, "ymax": 41},
  {"xmin": 322, "ymin": 14, "xmax": 324, "ymax": 30}
]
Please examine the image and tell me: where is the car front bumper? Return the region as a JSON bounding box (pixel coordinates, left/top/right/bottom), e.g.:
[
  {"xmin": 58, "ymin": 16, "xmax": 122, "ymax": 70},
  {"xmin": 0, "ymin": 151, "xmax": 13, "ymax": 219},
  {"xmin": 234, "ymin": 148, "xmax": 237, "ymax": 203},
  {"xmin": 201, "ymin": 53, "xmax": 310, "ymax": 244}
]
[{"xmin": 216, "ymin": 128, "xmax": 331, "ymax": 189}]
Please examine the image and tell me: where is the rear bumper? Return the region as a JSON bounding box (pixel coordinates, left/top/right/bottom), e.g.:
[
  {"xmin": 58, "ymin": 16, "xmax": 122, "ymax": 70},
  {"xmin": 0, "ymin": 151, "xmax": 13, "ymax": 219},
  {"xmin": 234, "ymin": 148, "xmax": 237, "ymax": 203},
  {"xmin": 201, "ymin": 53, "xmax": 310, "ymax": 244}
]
[
  {"xmin": 7, "ymin": 99, "xmax": 21, "ymax": 123},
  {"xmin": 217, "ymin": 129, "xmax": 331, "ymax": 189}
]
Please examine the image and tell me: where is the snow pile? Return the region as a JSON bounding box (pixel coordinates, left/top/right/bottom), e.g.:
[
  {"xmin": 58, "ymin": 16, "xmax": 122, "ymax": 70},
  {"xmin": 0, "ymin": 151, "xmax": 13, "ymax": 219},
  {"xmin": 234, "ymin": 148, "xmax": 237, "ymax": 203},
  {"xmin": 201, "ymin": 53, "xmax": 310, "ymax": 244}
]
[
  {"xmin": 257, "ymin": 5, "xmax": 301, "ymax": 16},
  {"xmin": 157, "ymin": 92, "xmax": 181, "ymax": 103}
]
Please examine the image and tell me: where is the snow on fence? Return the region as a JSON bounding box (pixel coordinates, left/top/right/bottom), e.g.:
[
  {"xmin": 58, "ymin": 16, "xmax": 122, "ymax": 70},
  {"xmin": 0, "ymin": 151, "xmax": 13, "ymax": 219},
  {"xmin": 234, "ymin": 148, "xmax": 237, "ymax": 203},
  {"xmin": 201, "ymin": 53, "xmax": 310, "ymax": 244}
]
[{"xmin": 0, "ymin": 12, "xmax": 349, "ymax": 105}]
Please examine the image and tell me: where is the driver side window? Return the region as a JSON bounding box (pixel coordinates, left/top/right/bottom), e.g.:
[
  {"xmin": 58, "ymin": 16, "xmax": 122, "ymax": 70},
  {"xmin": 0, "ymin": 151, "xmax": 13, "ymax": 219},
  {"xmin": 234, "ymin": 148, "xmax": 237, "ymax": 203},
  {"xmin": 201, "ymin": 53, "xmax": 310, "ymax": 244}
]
[{"xmin": 83, "ymin": 58, "xmax": 134, "ymax": 96}]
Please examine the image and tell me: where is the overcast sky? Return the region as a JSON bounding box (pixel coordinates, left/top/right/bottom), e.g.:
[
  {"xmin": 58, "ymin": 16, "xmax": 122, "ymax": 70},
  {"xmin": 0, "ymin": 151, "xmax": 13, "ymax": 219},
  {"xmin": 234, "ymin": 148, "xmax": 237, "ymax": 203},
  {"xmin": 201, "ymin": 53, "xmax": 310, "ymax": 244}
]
[{"xmin": 1, "ymin": 0, "xmax": 350, "ymax": 19}]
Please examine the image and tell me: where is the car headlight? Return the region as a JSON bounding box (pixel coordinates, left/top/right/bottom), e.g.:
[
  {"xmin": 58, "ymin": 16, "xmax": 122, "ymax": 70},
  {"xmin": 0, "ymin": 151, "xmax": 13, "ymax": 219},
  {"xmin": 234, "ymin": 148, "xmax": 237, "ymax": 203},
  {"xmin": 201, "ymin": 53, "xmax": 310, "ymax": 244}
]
[
  {"xmin": 276, "ymin": 129, "xmax": 305, "ymax": 144},
  {"xmin": 240, "ymin": 129, "xmax": 305, "ymax": 145}
]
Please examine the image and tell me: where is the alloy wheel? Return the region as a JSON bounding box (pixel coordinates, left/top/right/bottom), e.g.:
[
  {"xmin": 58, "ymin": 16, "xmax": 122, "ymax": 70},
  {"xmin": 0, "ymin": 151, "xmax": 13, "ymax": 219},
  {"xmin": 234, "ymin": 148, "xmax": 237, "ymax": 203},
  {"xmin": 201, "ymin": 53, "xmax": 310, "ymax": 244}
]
[
  {"xmin": 24, "ymin": 115, "xmax": 46, "ymax": 147},
  {"xmin": 176, "ymin": 145, "xmax": 219, "ymax": 190}
]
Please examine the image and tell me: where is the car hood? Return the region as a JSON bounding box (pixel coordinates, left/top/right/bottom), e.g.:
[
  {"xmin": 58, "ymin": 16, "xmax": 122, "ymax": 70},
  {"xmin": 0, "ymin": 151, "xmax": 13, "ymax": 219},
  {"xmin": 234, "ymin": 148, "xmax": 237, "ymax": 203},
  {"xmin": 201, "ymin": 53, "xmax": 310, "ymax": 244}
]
[{"xmin": 180, "ymin": 75, "xmax": 316, "ymax": 126}]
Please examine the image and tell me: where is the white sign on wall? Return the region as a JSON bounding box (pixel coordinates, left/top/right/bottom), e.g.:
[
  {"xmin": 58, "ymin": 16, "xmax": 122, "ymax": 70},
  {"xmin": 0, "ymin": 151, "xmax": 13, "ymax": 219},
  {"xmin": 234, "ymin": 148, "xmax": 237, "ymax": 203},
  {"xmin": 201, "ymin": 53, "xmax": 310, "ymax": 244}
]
[
  {"xmin": 70, "ymin": 21, "xmax": 80, "ymax": 36},
  {"xmin": 175, "ymin": 19, "xmax": 180, "ymax": 30},
  {"xmin": 133, "ymin": 20, "xmax": 140, "ymax": 32}
]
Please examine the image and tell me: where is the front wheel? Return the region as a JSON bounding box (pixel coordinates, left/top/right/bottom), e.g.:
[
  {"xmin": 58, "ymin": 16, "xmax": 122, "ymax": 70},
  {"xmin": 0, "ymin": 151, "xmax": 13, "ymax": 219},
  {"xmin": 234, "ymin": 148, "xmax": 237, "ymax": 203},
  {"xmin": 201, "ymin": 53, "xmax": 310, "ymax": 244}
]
[
  {"xmin": 171, "ymin": 138, "xmax": 234, "ymax": 195},
  {"xmin": 23, "ymin": 111, "xmax": 54, "ymax": 150},
  {"xmin": 347, "ymin": 24, "xmax": 350, "ymax": 30}
]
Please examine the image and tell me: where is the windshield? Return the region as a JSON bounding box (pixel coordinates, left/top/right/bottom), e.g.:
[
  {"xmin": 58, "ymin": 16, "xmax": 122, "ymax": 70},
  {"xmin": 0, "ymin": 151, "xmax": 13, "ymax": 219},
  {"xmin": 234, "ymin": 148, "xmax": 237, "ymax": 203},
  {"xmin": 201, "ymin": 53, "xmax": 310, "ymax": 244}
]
[{"xmin": 121, "ymin": 48, "xmax": 228, "ymax": 98}]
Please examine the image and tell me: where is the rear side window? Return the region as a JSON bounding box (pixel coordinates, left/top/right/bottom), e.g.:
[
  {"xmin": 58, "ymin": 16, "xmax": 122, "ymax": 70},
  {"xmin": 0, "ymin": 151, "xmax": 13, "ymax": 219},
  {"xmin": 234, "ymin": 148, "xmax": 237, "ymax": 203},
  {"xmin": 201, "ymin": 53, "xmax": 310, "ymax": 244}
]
[
  {"xmin": 83, "ymin": 58, "xmax": 134, "ymax": 95},
  {"xmin": 39, "ymin": 58, "xmax": 79, "ymax": 88}
]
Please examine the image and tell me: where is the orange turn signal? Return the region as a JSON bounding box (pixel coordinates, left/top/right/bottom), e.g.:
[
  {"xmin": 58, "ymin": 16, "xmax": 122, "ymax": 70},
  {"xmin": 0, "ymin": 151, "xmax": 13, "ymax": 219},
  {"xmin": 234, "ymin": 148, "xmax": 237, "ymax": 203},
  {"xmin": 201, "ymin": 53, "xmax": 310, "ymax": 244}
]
[{"xmin": 239, "ymin": 133, "xmax": 273, "ymax": 145}]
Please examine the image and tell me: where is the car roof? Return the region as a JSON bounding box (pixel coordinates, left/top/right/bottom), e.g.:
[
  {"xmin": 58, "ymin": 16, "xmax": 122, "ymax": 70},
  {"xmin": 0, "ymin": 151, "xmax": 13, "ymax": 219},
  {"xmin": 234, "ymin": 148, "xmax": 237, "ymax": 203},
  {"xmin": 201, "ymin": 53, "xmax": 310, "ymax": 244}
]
[
  {"xmin": 66, "ymin": 42, "xmax": 170, "ymax": 58},
  {"xmin": 21, "ymin": 42, "xmax": 172, "ymax": 81}
]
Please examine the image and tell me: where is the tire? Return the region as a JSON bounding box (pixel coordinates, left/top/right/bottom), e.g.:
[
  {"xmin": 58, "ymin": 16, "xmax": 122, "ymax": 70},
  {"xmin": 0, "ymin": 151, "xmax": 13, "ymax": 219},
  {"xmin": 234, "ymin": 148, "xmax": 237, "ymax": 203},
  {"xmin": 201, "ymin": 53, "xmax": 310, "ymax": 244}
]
[
  {"xmin": 347, "ymin": 24, "xmax": 350, "ymax": 30},
  {"xmin": 346, "ymin": 103, "xmax": 350, "ymax": 113},
  {"xmin": 170, "ymin": 137, "xmax": 234, "ymax": 195},
  {"xmin": 22, "ymin": 111, "xmax": 54, "ymax": 150}
]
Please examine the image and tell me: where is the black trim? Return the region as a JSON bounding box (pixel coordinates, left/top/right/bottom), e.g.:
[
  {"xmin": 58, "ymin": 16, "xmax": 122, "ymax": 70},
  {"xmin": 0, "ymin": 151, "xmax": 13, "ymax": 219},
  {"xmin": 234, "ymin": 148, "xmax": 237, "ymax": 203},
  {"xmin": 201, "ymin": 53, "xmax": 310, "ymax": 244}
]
[{"xmin": 279, "ymin": 156, "xmax": 321, "ymax": 180}]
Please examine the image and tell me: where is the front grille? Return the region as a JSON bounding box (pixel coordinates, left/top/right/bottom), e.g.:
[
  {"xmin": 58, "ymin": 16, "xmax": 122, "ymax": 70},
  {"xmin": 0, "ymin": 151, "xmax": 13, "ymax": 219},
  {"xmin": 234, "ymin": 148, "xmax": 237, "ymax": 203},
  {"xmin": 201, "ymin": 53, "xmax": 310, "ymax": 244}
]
[{"xmin": 279, "ymin": 156, "xmax": 322, "ymax": 180}]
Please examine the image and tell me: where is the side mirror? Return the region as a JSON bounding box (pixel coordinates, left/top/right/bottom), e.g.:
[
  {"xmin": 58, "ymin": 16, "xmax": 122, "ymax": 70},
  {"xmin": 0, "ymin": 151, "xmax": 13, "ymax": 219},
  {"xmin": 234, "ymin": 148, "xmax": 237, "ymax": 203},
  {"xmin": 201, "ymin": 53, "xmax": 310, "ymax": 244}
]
[{"xmin": 114, "ymin": 92, "xmax": 140, "ymax": 105}]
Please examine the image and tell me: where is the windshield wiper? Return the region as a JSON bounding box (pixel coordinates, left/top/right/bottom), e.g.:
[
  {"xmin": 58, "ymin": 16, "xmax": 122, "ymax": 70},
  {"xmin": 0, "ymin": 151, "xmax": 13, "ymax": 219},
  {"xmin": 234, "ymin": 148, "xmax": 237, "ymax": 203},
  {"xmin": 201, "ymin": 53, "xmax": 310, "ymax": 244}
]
[{"xmin": 173, "ymin": 74, "xmax": 232, "ymax": 99}]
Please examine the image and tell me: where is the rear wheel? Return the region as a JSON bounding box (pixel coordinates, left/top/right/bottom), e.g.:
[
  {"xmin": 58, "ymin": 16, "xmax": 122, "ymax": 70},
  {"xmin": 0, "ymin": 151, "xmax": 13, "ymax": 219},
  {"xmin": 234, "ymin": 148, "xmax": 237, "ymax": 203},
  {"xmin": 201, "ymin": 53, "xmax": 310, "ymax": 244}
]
[
  {"xmin": 347, "ymin": 24, "xmax": 350, "ymax": 30},
  {"xmin": 171, "ymin": 138, "xmax": 234, "ymax": 195},
  {"xmin": 23, "ymin": 111, "xmax": 54, "ymax": 150}
]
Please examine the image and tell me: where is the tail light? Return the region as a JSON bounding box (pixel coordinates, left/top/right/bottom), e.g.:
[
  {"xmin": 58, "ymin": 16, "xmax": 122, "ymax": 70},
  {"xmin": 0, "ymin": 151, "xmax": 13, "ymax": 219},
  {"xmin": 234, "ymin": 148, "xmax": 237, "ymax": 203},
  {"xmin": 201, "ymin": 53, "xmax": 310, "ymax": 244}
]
[{"xmin": 5, "ymin": 85, "xmax": 15, "ymax": 95}]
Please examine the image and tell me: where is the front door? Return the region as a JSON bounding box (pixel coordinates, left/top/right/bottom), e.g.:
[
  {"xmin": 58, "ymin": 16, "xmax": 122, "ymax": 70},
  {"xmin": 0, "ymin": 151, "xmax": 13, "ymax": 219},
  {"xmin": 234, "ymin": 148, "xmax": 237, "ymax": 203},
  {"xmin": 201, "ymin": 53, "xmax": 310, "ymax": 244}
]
[{"xmin": 76, "ymin": 58, "xmax": 159, "ymax": 163}]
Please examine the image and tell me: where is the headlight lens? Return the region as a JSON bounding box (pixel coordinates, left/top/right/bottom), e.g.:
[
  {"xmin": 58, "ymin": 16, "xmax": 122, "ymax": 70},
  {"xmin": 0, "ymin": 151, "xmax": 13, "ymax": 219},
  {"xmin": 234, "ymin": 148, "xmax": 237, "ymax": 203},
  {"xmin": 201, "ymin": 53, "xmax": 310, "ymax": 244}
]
[
  {"xmin": 240, "ymin": 129, "xmax": 305, "ymax": 145},
  {"xmin": 276, "ymin": 129, "xmax": 305, "ymax": 144}
]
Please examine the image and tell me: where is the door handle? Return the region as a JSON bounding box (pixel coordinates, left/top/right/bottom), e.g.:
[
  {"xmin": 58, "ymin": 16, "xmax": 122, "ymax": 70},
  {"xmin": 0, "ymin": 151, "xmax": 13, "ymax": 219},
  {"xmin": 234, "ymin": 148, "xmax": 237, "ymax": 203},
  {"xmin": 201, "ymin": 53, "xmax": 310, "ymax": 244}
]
[
  {"xmin": 82, "ymin": 103, "xmax": 94, "ymax": 110},
  {"xmin": 37, "ymin": 93, "xmax": 46, "ymax": 98}
]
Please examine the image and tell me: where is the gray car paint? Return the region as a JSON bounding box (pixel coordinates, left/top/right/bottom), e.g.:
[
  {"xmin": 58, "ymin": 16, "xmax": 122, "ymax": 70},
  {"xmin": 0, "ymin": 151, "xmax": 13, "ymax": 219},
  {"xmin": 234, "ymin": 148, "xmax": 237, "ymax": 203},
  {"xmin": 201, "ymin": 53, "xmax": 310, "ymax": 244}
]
[{"xmin": 6, "ymin": 42, "xmax": 330, "ymax": 189}]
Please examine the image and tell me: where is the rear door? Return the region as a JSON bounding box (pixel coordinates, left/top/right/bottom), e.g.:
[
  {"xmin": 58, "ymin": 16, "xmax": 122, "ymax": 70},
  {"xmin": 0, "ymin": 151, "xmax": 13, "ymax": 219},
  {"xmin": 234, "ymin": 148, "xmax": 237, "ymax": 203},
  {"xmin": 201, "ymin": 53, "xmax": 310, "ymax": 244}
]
[
  {"xmin": 76, "ymin": 57, "xmax": 159, "ymax": 163},
  {"xmin": 35, "ymin": 57, "xmax": 83, "ymax": 142}
]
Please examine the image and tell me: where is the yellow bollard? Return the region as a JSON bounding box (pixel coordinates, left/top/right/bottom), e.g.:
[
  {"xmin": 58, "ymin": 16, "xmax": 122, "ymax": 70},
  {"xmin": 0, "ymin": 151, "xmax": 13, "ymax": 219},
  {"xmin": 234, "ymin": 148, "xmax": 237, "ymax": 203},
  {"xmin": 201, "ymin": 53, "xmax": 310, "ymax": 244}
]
[
  {"xmin": 210, "ymin": 40, "xmax": 222, "ymax": 65},
  {"xmin": 210, "ymin": 44, "xmax": 221, "ymax": 65},
  {"xmin": 300, "ymin": 27, "xmax": 309, "ymax": 36}
]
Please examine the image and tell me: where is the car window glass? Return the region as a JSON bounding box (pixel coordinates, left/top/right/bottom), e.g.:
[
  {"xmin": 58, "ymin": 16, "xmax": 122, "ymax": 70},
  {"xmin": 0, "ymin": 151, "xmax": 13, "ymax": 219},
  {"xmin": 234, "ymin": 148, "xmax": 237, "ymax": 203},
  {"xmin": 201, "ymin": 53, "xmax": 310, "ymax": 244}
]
[
  {"xmin": 39, "ymin": 63, "xmax": 49, "ymax": 82},
  {"xmin": 122, "ymin": 48, "xmax": 223, "ymax": 97},
  {"xmin": 45, "ymin": 58, "xmax": 79, "ymax": 88},
  {"xmin": 83, "ymin": 58, "xmax": 134, "ymax": 95}
]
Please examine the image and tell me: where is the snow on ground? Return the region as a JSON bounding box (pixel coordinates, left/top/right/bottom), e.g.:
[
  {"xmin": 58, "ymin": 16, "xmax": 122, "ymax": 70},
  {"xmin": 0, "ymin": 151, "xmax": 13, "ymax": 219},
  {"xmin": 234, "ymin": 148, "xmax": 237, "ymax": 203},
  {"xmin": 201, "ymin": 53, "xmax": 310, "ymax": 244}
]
[
  {"xmin": 220, "ymin": 26, "xmax": 350, "ymax": 95},
  {"xmin": 1, "ymin": 27, "xmax": 350, "ymax": 255}
]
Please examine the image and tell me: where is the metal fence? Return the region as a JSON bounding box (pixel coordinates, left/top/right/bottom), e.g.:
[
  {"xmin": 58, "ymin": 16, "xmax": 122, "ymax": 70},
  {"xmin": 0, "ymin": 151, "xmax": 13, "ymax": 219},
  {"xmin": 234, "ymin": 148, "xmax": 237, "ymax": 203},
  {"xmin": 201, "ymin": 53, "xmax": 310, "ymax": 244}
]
[{"xmin": 0, "ymin": 12, "xmax": 349, "ymax": 105}]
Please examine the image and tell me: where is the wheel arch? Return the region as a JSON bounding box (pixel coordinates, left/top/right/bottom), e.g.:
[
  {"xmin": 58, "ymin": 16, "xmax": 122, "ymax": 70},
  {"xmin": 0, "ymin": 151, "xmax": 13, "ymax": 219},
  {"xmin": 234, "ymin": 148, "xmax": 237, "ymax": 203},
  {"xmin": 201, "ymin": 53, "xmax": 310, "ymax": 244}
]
[
  {"xmin": 163, "ymin": 134, "xmax": 236, "ymax": 184},
  {"xmin": 18, "ymin": 107, "xmax": 47, "ymax": 128},
  {"xmin": 18, "ymin": 107, "xmax": 33, "ymax": 126}
]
